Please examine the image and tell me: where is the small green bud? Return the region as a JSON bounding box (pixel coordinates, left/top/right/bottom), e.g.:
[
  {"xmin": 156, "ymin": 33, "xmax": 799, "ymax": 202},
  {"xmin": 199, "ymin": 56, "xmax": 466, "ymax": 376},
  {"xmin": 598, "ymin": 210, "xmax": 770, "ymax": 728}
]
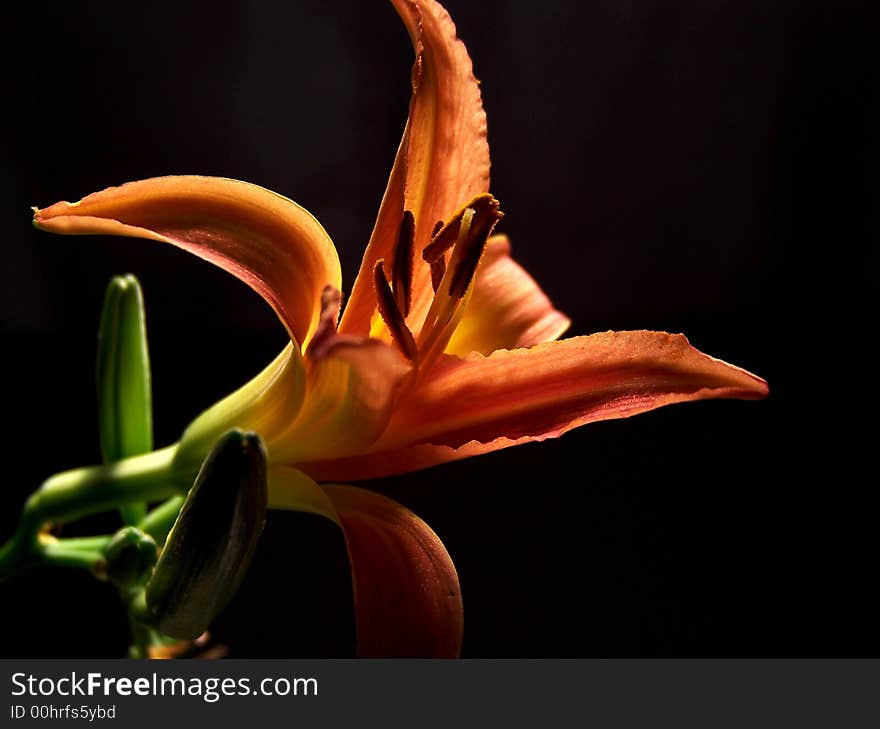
[{"xmin": 102, "ymin": 526, "xmax": 158, "ymax": 588}]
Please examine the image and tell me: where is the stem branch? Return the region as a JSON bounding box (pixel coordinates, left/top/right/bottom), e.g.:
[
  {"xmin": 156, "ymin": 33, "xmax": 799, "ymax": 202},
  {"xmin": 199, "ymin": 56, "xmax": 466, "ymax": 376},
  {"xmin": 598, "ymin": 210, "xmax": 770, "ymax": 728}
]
[{"xmin": 0, "ymin": 446, "xmax": 182, "ymax": 581}]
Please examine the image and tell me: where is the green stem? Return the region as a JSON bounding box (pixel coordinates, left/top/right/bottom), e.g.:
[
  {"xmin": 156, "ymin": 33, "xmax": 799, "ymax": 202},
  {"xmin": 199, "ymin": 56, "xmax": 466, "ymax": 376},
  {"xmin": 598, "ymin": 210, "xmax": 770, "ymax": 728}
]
[
  {"xmin": 49, "ymin": 536, "xmax": 113, "ymax": 553},
  {"xmin": 0, "ymin": 495, "xmax": 45, "ymax": 578},
  {"xmin": 0, "ymin": 446, "xmax": 183, "ymax": 581},
  {"xmin": 34, "ymin": 446, "xmax": 179, "ymax": 524},
  {"xmin": 128, "ymin": 618, "xmax": 151, "ymax": 659},
  {"xmin": 40, "ymin": 542, "xmax": 104, "ymax": 571},
  {"xmin": 120, "ymin": 503, "xmax": 149, "ymax": 527},
  {"xmin": 138, "ymin": 496, "xmax": 186, "ymax": 545},
  {"xmin": 124, "ymin": 589, "xmax": 157, "ymax": 658}
]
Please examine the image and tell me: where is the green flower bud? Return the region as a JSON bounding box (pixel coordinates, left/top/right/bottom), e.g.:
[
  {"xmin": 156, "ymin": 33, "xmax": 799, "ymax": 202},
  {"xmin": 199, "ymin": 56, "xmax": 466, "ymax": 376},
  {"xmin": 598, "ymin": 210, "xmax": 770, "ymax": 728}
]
[
  {"xmin": 102, "ymin": 526, "xmax": 158, "ymax": 588},
  {"xmin": 144, "ymin": 429, "xmax": 268, "ymax": 640},
  {"xmin": 96, "ymin": 274, "xmax": 153, "ymax": 525}
]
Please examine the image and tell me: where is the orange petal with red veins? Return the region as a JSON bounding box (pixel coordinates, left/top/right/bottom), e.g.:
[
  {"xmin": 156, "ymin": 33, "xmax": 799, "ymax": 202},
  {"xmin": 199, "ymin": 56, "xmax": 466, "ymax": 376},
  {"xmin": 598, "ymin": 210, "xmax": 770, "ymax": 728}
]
[
  {"xmin": 445, "ymin": 235, "xmax": 571, "ymax": 356},
  {"xmin": 341, "ymin": 0, "xmax": 491, "ymax": 336},
  {"xmin": 302, "ymin": 331, "xmax": 768, "ymax": 481},
  {"xmin": 324, "ymin": 484, "xmax": 463, "ymax": 658},
  {"xmin": 267, "ymin": 470, "xmax": 461, "ymax": 656},
  {"xmin": 33, "ymin": 176, "xmax": 341, "ymax": 347}
]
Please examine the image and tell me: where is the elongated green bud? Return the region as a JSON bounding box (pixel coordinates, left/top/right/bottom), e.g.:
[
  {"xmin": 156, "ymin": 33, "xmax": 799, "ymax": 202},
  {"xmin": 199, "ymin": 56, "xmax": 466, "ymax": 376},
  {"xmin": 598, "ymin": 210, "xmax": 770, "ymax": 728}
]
[
  {"xmin": 144, "ymin": 429, "xmax": 267, "ymax": 640},
  {"xmin": 97, "ymin": 274, "xmax": 153, "ymax": 525}
]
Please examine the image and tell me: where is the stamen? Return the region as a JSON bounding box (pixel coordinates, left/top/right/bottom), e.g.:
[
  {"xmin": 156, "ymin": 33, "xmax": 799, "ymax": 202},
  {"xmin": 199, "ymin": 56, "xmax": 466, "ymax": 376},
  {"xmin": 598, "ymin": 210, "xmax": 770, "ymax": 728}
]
[
  {"xmin": 416, "ymin": 195, "xmax": 503, "ymax": 371},
  {"xmin": 320, "ymin": 286, "xmax": 342, "ymax": 319},
  {"xmin": 306, "ymin": 285, "xmax": 343, "ymax": 358},
  {"xmin": 448, "ymin": 204, "xmax": 503, "ymax": 298},
  {"xmin": 373, "ymin": 259, "xmax": 418, "ymax": 361},
  {"xmin": 429, "ymin": 220, "xmax": 447, "ymax": 292},
  {"xmin": 430, "ymin": 256, "xmax": 446, "ymax": 293},
  {"xmin": 422, "ymin": 194, "xmax": 501, "ymax": 264},
  {"xmin": 424, "ymin": 219, "xmax": 460, "ymax": 264},
  {"xmin": 391, "ymin": 210, "xmax": 415, "ymax": 318},
  {"xmin": 417, "ymin": 207, "xmax": 476, "ymax": 354}
]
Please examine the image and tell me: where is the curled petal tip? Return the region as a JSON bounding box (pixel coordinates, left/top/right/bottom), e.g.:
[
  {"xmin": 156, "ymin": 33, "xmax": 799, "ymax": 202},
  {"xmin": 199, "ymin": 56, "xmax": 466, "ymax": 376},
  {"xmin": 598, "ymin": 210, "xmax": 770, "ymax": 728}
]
[
  {"xmin": 29, "ymin": 176, "xmax": 342, "ymax": 347},
  {"xmin": 33, "ymin": 196, "xmax": 84, "ymax": 224},
  {"xmin": 31, "ymin": 205, "xmax": 50, "ymax": 228},
  {"xmin": 737, "ymin": 371, "xmax": 769, "ymax": 399},
  {"xmin": 673, "ymin": 333, "xmax": 769, "ymax": 399}
]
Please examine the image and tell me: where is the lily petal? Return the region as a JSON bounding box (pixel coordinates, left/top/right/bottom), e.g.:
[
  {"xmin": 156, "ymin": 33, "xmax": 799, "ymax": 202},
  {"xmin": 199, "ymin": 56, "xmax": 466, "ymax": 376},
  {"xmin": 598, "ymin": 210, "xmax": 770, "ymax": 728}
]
[
  {"xmin": 445, "ymin": 235, "xmax": 571, "ymax": 356},
  {"xmin": 33, "ymin": 176, "xmax": 341, "ymax": 347},
  {"xmin": 267, "ymin": 465, "xmax": 341, "ymax": 526},
  {"xmin": 174, "ymin": 344, "xmax": 306, "ymax": 475},
  {"xmin": 268, "ymin": 470, "xmax": 462, "ymax": 657},
  {"xmin": 341, "ymin": 0, "xmax": 491, "ymax": 336},
  {"xmin": 303, "ymin": 331, "xmax": 768, "ymax": 481},
  {"xmin": 324, "ymin": 484, "xmax": 463, "ymax": 658},
  {"xmin": 271, "ymin": 338, "xmax": 413, "ymax": 465}
]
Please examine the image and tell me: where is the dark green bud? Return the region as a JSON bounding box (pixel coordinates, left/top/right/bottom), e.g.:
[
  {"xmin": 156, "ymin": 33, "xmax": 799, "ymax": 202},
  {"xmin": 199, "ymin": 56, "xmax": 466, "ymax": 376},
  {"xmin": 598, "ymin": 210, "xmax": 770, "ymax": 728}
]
[
  {"xmin": 144, "ymin": 429, "xmax": 268, "ymax": 640},
  {"xmin": 103, "ymin": 527, "xmax": 158, "ymax": 588}
]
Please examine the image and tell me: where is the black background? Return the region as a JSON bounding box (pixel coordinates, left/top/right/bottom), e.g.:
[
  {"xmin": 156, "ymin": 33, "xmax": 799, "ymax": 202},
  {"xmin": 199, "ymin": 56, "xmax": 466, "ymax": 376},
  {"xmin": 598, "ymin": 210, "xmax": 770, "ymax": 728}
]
[{"xmin": 1, "ymin": 0, "xmax": 876, "ymax": 657}]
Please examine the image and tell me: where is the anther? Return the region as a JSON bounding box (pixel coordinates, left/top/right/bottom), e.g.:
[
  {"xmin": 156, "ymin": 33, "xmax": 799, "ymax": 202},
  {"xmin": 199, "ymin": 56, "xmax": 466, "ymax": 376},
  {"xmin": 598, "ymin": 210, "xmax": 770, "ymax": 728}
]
[
  {"xmin": 391, "ymin": 210, "xmax": 415, "ymax": 318},
  {"xmin": 423, "ymin": 194, "xmax": 501, "ymax": 265},
  {"xmin": 424, "ymin": 219, "xmax": 460, "ymax": 265},
  {"xmin": 448, "ymin": 201, "xmax": 503, "ymax": 298},
  {"xmin": 305, "ymin": 286, "xmax": 344, "ymax": 358},
  {"xmin": 416, "ymin": 194, "xmax": 503, "ymax": 370},
  {"xmin": 373, "ymin": 259, "xmax": 419, "ymax": 361},
  {"xmin": 428, "ymin": 220, "xmax": 447, "ymax": 292},
  {"xmin": 320, "ymin": 286, "xmax": 342, "ymax": 319}
]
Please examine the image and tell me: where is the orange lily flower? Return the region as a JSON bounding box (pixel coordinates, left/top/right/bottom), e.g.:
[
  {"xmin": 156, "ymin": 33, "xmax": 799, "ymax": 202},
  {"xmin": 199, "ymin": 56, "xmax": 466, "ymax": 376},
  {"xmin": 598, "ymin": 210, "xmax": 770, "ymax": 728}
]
[{"xmin": 32, "ymin": 0, "xmax": 767, "ymax": 657}]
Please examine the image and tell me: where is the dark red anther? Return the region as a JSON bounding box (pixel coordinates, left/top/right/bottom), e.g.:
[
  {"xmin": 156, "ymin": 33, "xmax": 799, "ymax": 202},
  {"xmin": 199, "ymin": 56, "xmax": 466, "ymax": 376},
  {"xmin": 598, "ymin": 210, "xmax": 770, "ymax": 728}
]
[
  {"xmin": 392, "ymin": 210, "xmax": 415, "ymax": 318},
  {"xmin": 373, "ymin": 259, "xmax": 419, "ymax": 361},
  {"xmin": 448, "ymin": 202, "xmax": 504, "ymax": 298},
  {"xmin": 422, "ymin": 194, "xmax": 501, "ymax": 265}
]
